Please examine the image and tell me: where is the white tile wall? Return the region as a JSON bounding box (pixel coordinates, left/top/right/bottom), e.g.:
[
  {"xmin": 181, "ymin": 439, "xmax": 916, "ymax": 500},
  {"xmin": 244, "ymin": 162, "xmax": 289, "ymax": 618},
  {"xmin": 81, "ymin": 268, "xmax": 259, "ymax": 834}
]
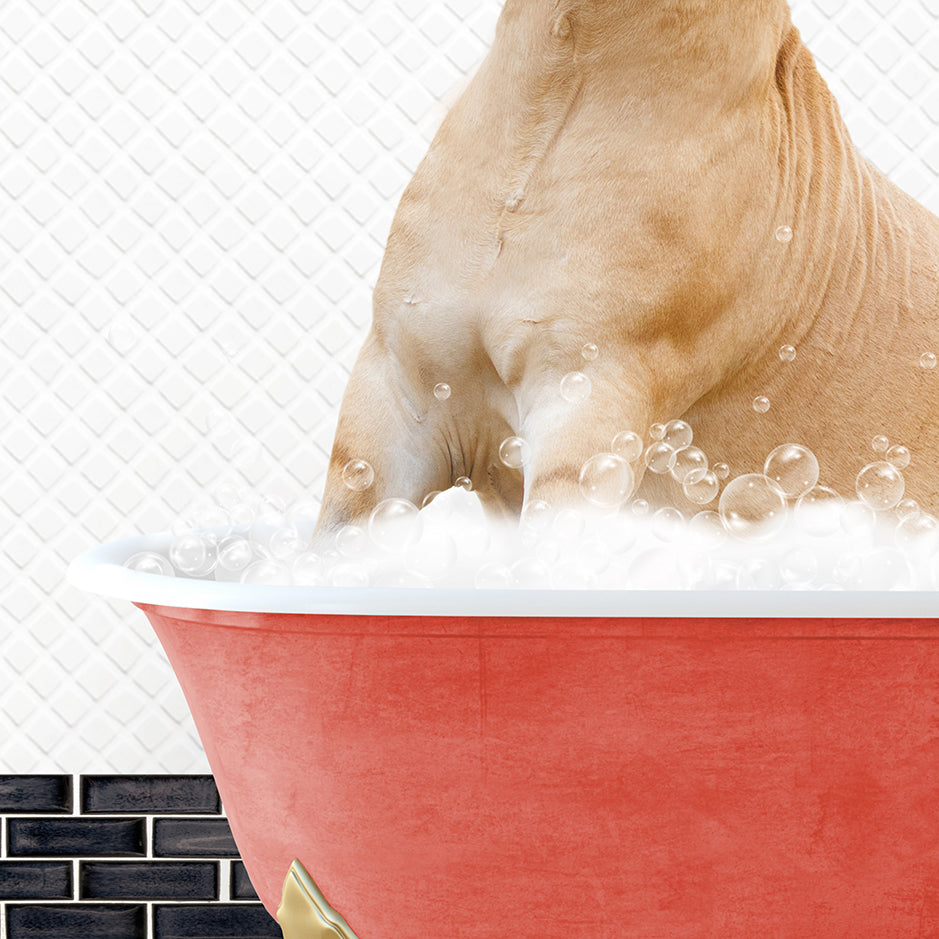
[{"xmin": 1, "ymin": 0, "xmax": 937, "ymax": 773}]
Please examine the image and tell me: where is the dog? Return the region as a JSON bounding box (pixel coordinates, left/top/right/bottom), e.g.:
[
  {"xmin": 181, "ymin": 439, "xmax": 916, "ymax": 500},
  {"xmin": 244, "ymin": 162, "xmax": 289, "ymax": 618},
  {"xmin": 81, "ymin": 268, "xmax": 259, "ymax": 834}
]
[{"xmin": 314, "ymin": 0, "xmax": 939, "ymax": 537}]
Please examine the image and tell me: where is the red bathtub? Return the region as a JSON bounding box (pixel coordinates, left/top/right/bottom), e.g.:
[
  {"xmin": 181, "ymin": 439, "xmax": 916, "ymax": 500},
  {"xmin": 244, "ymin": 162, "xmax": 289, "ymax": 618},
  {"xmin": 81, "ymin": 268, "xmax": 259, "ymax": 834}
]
[{"xmin": 70, "ymin": 533, "xmax": 939, "ymax": 937}]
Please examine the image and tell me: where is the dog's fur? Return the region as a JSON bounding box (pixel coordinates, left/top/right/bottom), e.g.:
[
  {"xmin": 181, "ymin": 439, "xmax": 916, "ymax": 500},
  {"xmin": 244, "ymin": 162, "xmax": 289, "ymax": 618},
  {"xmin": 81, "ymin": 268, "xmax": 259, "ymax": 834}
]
[{"xmin": 316, "ymin": 0, "xmax": 939, "ymax": 534}]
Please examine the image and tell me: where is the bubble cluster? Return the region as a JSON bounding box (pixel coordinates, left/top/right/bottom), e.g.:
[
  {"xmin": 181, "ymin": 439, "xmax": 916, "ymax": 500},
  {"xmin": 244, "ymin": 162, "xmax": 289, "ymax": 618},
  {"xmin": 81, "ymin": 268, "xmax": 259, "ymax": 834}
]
[{"xmin": 131, "ymin": 414, "xmax": 936, "ymax": 592}]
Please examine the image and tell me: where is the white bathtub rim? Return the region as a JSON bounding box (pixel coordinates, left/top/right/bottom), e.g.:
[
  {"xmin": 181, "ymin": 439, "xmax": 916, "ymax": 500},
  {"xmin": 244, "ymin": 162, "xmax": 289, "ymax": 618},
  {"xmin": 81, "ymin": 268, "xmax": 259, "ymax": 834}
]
[{"xmin": 66, "ymin": 531, "xmax": 939, "ymax": 618}]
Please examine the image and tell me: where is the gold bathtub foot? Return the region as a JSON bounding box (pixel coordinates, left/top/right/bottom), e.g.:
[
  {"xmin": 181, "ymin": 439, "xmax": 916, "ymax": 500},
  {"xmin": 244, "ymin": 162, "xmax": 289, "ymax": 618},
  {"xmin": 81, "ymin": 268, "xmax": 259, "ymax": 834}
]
[{"xmin": 277, "ymin": 859, "xmax": 360, "ymax": 939}]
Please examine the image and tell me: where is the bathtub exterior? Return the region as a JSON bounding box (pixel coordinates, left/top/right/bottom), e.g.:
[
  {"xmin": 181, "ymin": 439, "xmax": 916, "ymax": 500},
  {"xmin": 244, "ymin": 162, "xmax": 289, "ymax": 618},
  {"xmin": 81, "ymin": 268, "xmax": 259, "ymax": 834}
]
[{"xmin": 138, "ymin": 603, "xmax": 939, "ymax": 938}]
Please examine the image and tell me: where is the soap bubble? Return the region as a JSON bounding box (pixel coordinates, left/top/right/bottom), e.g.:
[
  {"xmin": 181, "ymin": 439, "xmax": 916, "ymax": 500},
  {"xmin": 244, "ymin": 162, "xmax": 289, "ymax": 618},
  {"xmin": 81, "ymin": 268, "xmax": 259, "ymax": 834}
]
[
  {"xmin": 683, "ymin": 470, "xmax": 719, "ymax": 505},
  {"xmin": 895, "ymin": 512, "xmax": 938, "ymax": 548},
  {"xmin": 560, "ymin": 371, "xmax": 592, "ymax": 402},
  {"xmin": 184, "ymin": 495, "xmax": 231, "ymax": 537},
  {"xmin": 125, "ymin": 551, "xmax": 175, "ymax": 576},
  {"xmin": 841, "ymin": 500, "xmax": 876, "ymax": 535},
  {"xmin": 433, "ymin": 382, "xmax": 452, "ymax": 400},
  {"xmin": 369, "ymin": 498, "xmax": 422, "ymax": 551},
  {"xmin": 688, "ymin": 510, "xmax": 725, "ymax": 547},
  {"xmin": 169, "ymin": 532, "xmax": 217, "ymax": 576},
  {"xmin": 780, "ymin": 548, "xmax": 818, "ymax": 586},
  {"xmin": 241, "ymin": 559, "xmax": 291, "ymax": 585},
  {"xmin": 553, "ymin": 508, "xmax": 586, "ymax": 541},
  {"xmin": 795, "ymin": 485, "xmax": 843, "ymax": 536},
  {"xmin": 631, "ymin": 498, "xmax": 650, "ymax": 517},
  {"xmin": 752, "ymin": 395, "xmax": 771, "ymax": 414},
  {"xmin": 611, "ymin": 430, "xmax": 643, "ymax": 463},
  {"xmin": 455, "ymin": 475, "xmax": 473, "ymax": 491},
  {"xmin": 581, "ymin": 342, "xmax": 599, "ymax": 361},
  {"xmin": 579, "ymin": 453, "xmax": 634, "ymax": 507},
  {"xmin": 292, "ymin": 552, "xmax": 326, "ymax": 586},
  {"xmin": 871, "ymin": 435, "xmax": 889, "ymax": 453},
  {"xmin": 737, "ymin": 557, "xmax": 783, "ymax": 590},
  {"xmin": 775, "ymin": 225, "xmax": 793, "ymax": 243},
  {"xmin": 886, "ymin": 445, "xmax": 910, "ymax": 469},
  {"xmin": 896, "ymin": 498, "xmax": 920, "ymax": 522},
  {"xmin": 406, "ymin": 529, "xmax": 458, "ymax": 579},
  {"xmin": 779, "ymin": 344, "xmax": 796, "ymax": 362},
  {"xmin": 662, "ymin": 420, "xmax": 693, "ymax": 451},
  {"xmin": 644, "ymin": 442, "xmax": 676, "ymax": 474},
  {"xmin": 855, "ymin": 461, "xmax": 904, "ymax": 511},
  {"xmin": 421, "ymin": 491, "xmax": 441, "ymax": 509},
  {"xmin": 920, "ymin": 352, "xmax": 937, "ymax": 369},
  {"xmin": 763, "ymin": 443, "xmax": 819, "ymax": 499},
  {"xmin": 652, "ymin": 507, "xmax": 684, "ymax": 542},
  {"xmin": 217, "ymin": 536, "xmax": 253, "ymax": 574},
  {"xmin": 335, "ymin": 525, "xmax": 367, "ymax": 558},
  {"xmin": 475, "ymin": 562, "xmax": 513, "ymax": 589},
  {"xmin": 285, "ymin": 499, "xmax": 321, "ymax": 538},
  {"xmin": 718, "ymin": 474, "xmax": 787, "ymax": 541},
  {"xmin": 499, "ymin": 436, "xmax": 531, "ymax": 469},
  {"xmin": 713, "ymin": 462, "xmax": 730, "ymax": 480},
  {"xmin": 670, "ymin": 446, "xmax": 707, "ymax": 484},
  {"xmin": 520, "ymin": 499, "xmax": 554, "ymax": 537},
  {"xmin": 330, "ymin": 563, "xmax": 370, "ymax": 588},
  {"xmin": 268, "ymin": 526, "xmax": 302, "ymax": 560},
  {"xmin": 511, "ymin": 557, "xmax": 551, "ymax": 588},
  {"xmin": 342, "ymin": 459, "xmax": 374, "ymax": 492},
  {"xmin": 649, "ymin": 423, "xmax": 666, "ymax": 440},
  {"xmin": 628, "ymin": 548, "xmax": 684, "ymax": 589}
]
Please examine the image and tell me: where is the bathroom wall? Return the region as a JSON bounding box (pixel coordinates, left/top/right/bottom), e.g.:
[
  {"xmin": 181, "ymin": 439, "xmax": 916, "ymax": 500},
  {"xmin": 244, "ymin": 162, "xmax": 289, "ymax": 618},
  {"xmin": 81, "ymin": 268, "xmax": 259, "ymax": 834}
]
[{"xmin": 1, "ymin": 0, "xmax": 938, "ymax": 777}]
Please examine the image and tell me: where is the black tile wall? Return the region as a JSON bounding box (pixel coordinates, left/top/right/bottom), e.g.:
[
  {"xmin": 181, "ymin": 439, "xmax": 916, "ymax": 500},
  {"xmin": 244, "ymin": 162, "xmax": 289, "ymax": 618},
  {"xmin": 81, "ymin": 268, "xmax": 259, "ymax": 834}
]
[
  {"xmin": 80, "ymin": 861, "xmax": 219, "ymax": 901},
  {"xmin": 81, "ymin": 776, "xmax": 222, "ymax": 815},
  {"xmin": 231, "ymin": 862, "xmax": 260, "ymax": 901},
  {"xmin": 153, "ymin": 818, "xmax": 239, "ymax": 857},
  {"xmin": 7, "ymin": 903, "xmax": 147, "ymax": 939},
  {"xmin": 153, "ymin": 904, "xmax": 282, "ymax": 938},
  {"xmin": 8, "ymin": 817, "xmax": 147, "ymax": 856},
  {"xmin": 0, "ymin": 776, "xmax": 275, "ymax": 939},
  {"xmin": 0, "ymin": 863, "xmax": 72, "ymax": 900},
  {"xmin": 0, "ymin": 776, "xmax": 72, "ymax": 814}
]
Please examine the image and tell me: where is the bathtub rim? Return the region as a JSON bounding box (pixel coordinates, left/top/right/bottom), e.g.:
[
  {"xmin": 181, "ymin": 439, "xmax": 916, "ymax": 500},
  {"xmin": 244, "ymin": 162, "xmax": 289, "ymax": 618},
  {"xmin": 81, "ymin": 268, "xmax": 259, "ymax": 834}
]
[{"xmin": 67, "ymin": 530, "xmax": 939, "ymax": 618}]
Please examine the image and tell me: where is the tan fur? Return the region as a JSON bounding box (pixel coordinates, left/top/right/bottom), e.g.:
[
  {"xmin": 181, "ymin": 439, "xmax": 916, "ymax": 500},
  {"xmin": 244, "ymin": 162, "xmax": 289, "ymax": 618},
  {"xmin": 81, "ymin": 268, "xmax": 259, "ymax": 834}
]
[{"xmin": 316, "ymin": 0, "xmax": 939, "ymax": 534}]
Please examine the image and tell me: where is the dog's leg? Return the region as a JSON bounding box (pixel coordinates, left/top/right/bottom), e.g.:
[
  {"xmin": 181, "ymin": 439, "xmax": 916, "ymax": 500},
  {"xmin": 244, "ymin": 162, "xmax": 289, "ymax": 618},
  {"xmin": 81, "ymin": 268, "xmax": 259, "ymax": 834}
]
[
  {"xmin": 315, "ymin": 333, "xmax": 526, "ymax": 537},
  {"xmin": 314, "ymin": 334, "xmax": 453, "ymax": 538},
  {"xmin": 516, "ymin": 376, "xmax": 654, "ymax": 513}
]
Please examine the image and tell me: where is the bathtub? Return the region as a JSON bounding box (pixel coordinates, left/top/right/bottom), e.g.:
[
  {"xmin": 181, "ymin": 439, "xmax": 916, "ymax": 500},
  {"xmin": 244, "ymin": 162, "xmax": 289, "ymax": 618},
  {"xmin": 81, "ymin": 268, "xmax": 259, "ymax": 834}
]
[{"xmin": 69, "ymin": 531, "xmax": 939, "ymax": 937}]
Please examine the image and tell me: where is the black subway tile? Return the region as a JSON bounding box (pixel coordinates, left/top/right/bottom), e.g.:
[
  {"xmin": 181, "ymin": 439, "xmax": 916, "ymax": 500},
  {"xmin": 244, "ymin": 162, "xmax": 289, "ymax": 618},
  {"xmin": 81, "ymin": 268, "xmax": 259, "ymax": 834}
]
[
  {"xmin": 6, "ymin": 904, "xmax": 146, "ymax": 939},
  {"xmin": 153, "ymin": 904, "xmax": 281, "ymax": 938},
  {"xmin": 80, "ymin": 861, "xmax": 219, "ymax": 901},
  {"xmin": 153, "ymin": 817, "xmax": 239, "ymax": 857},
  {"xmin": 0, "ymin": 775, "xmax": 72, "ymax": 814},
  {"xmin": 0, "ymin": 861, "xmax": 72, "ymax": 899},
  {"xmin": 81, "ymin": 775, "xmax": 221, "ymax": 815},
  {"xmin": 8, "ymin": 817, "xmax": 146, "ymax": 857},
  {"xmin": 231, "ymin": 861, "xmax": 259, "ymax": 900}
]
